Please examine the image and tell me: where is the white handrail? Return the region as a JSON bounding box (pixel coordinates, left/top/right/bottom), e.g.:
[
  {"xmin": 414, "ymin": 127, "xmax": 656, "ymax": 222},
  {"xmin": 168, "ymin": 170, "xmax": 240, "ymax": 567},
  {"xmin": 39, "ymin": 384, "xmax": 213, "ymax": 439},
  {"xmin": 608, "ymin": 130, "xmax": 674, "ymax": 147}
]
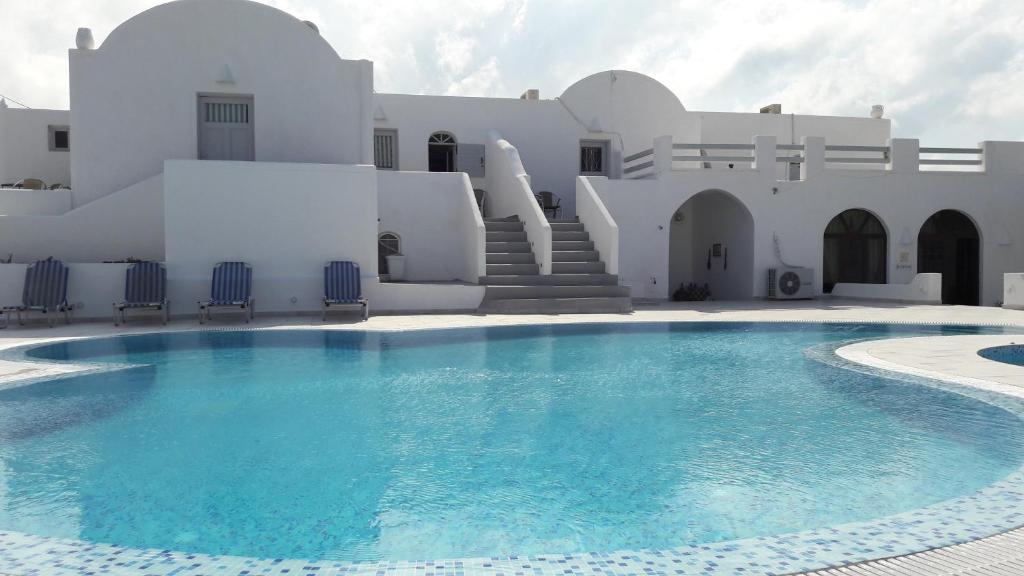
[
  {"xmin": 576, "ymin": 176, "xmax": 618, "ymax": 275},
  {"xmin": 484, "ymin": 130, "xmax": 553, "ymax": 274},
  {"xmin": 458, "ymin": 173, "xmax": 487, "ymax": 281}
]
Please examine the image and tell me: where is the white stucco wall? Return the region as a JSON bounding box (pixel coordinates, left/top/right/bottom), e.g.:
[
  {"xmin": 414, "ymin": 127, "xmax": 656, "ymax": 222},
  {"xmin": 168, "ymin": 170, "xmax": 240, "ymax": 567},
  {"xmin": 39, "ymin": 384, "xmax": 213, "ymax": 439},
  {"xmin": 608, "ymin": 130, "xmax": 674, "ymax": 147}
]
[
  {"xmin": 831, "ymin": 273, "xmax": 942, "ymax": 304},
  {"xmin": 69, "ymin": 0, "xmax": 373, "ymax": 206},
  {"xmin": 0, "ymin": 108, "xmax": 72, "ymax": 188},
  {"xmin": 377, "ymin": 170, "xmax": 484, "ymax": 283},
  {"xmin": 0, "ymin": 174, "xmax": 164, "ymax": 263},
  {"xmin": 601, "ymin": 139, "xmax": 1024, "ymax": 306},
  {"xmin": 0, "ymin": 188, "xmax": 72, "ymax": 216},
  {"xmin": 163, "ymin": 160, "xmax": 377, "ymax": 314}
]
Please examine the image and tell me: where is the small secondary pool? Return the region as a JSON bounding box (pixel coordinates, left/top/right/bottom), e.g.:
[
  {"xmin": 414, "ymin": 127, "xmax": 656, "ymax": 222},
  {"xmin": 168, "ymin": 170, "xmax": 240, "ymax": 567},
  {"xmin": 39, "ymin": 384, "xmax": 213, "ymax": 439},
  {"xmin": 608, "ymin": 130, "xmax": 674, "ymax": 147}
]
[
  {"xmin": 1, "ymin": 323, "xmax": 1024, "ymax": 565},
  {"xmin": 980, "ymin": 343, "xmax": 1024, "ymax": 367}
]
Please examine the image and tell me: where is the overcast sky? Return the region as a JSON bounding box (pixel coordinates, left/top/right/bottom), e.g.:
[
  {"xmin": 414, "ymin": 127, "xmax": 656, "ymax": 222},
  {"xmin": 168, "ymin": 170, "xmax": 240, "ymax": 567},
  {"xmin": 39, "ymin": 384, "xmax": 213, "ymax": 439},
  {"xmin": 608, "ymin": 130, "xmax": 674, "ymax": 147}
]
[{"xmin": 3, "ymin": 0, "xmax": 1023, "ymax": 145}]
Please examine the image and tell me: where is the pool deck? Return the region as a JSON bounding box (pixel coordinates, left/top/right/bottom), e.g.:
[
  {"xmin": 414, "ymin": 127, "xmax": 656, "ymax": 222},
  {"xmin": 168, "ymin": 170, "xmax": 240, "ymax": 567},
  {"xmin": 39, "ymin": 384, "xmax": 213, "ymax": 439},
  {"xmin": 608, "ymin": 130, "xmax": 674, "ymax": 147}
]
[{"xmin": 3, "ymin": 299, "xmax": 1024, "ymax": 576}]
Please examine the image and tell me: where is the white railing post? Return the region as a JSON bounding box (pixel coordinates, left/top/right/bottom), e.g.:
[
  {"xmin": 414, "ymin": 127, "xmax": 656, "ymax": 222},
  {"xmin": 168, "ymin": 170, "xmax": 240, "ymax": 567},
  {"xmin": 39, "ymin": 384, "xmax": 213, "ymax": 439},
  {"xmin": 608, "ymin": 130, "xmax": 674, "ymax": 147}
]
[
  {"xmin": 753, "ymin": 135, "xmax": 776, "ymax": 177},
  {"xmin": 887, "ymin": 138, "xmax": 919, "ymax": 173},
  {"xmin": 801, "ymin": 137, "xmax": 825, "ymax": 180},
  {"xmin": 653, "ymin": 135, "xmax": 673, "ymax": 177}
]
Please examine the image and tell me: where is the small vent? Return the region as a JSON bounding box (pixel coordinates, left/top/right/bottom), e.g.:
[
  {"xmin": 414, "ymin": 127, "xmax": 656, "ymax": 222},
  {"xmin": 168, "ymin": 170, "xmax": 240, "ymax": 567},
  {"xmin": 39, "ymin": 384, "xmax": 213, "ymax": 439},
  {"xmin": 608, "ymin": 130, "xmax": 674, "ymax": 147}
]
[{"xmin": 205, "ymin": 102, "xmax": 249, "ymax": 124}]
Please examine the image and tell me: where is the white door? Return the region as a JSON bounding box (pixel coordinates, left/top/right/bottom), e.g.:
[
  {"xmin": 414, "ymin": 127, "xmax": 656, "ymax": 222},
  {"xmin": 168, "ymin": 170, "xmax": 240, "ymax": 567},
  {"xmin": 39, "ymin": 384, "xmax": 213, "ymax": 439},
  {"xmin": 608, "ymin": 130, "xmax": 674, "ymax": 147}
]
[{"xmin": 198, "ymin": 96, "xmax": 254, "ymax": 161}]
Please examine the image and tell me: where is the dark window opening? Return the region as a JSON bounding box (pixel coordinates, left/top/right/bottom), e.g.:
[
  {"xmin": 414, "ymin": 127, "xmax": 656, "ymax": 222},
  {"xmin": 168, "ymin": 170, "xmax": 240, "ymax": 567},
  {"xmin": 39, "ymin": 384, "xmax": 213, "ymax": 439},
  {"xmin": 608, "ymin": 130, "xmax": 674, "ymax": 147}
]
[{"xmin": 823, "ymin": 209, "xmax": 887, "ymax": 293}]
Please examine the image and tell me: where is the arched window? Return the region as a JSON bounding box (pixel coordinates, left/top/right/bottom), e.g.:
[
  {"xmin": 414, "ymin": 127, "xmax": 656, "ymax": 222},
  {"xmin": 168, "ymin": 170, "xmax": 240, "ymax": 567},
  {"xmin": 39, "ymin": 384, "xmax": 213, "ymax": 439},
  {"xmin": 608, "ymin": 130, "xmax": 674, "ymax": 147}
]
[
  {"xmin": 823, "ymin": 209, "xmax": 887, "ymax": 293},
  {"xmin": 378, "ymin": 232, "xmax": 401, "ymax": 275},
  {"xmin": 918, "ymin": 210, "xmax": 980, "ymax": 305},
  {"xmin": 428, "ymin": 132, "xmax": 457, "ymax": 172}
]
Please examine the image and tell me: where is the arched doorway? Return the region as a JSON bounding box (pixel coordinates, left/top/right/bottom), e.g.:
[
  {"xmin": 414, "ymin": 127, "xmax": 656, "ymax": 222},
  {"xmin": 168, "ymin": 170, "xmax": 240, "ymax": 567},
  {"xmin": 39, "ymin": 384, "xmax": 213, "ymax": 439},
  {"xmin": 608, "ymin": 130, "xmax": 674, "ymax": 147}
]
[
  {"xmin": 823, "ymin": 209, "xmax": 887, "ymax": 293},
  {"xmin": 428, "ymin": 132, "xmax": 457, "ymax": 172},
  {"xmin": 668, "ymin": 190, "xmax": 754, "ymax": 300},
  {"xmin": 918, "ymin": 210, "xmax": 980, "ymax": 305}
]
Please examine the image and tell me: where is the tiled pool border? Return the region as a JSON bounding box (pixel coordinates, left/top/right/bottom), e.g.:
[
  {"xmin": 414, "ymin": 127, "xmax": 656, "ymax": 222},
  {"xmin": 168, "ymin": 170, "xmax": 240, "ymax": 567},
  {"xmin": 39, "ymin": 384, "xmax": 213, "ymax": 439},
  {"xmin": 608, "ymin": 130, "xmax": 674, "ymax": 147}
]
[{"xmin": 2, "ymin": 320, "xmax": 1024, "ymax": 576}]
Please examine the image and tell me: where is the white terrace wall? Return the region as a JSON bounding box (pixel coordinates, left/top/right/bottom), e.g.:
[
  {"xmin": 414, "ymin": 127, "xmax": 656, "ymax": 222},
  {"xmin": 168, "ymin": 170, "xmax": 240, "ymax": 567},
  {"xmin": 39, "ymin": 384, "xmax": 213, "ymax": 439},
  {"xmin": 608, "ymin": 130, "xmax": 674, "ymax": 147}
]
[
  {"xmin": 0, "ymin": 108, "xmax": 72, "ymax": 188},
  {"xmin": 0, "ymin": 175, "xmax": 164, "ymax": 263},
  {"xmin": 163, "ymin": 160, "xmax": 378, "ymax": 314},
  {"xmin": 377, "ymin": 170, "xmax": 485, "ymax": 283},
  {"xmin": 0, "ymin": 188, "xmax": 72, "ymax": 216},
  {"xmin": 600, "ymin": 138, "xmax": 1024, "ymax": 306},
  {"xmin": 70, "ymin": 0, "xmax": 373, "ymax": 206}
]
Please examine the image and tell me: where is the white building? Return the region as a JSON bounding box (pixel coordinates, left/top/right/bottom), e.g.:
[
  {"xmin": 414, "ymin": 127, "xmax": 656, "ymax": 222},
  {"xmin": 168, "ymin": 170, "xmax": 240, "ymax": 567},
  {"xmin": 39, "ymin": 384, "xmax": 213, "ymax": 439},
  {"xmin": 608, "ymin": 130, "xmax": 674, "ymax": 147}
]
[{"xmin": 0, "ymin": 0, "xmax": 1022, "ymax": 317}]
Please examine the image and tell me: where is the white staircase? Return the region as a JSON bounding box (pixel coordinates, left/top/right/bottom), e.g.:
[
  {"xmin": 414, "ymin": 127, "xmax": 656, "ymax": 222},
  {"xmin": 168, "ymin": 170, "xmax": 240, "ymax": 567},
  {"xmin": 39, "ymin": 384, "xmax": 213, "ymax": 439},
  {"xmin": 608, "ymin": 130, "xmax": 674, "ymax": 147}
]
[{"xmin": 477, "ymin": 217, "xmax": 632, "ymax": 314}]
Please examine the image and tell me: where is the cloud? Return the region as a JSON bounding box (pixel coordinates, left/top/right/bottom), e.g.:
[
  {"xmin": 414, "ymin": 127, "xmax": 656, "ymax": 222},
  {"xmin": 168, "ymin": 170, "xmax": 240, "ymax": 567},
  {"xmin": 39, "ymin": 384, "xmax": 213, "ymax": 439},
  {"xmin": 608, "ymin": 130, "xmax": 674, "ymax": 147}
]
[{"xmin": 2, "ymin": 0, "xmax": 1023, "ymax": 144}]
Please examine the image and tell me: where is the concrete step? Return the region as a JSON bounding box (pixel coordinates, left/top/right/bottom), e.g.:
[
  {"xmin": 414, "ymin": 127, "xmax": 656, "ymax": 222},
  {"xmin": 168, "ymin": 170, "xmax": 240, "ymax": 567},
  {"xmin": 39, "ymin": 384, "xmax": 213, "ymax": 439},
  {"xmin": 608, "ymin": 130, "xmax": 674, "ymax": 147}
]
[
  {"xmin": 487, "ymin": 252, "xmax": 536, "ymax": 264},
  {"xmin": 486, "ymin": 241, "xmax": 532, "ymax": 254},
  {"xmin": 484, "ymin": 220, "xmax": 524, "ymax": 232},
  {"xmin": 478, "ymin": 296, "xmax": 633, "ymax": 314},
  {"xmin": 548, "ymin": 221, "xmax": 585, "ymax": 231},
  {"xmin": 552, "ymin": 240, "xmax": 594, "ymax": 251},
  {"xmin": 486, "ymin": 231, "xmax": 527, "ymax": 242},
  {"xmin": 553, "ymin": 250, "xmax": 599, "ymax": 262},
  {"xmin": 484, "ymin": 284, "xmax": 630, "ymax": 299},
  {"xmin": 480, "ymin": 274, "xmax": 618, "ymax": 286},
  {"xmin": 551, "ymin": 230, "xmax": 589, "ymax": 241},
  {"xmin": 485, "ymin": 263, "xmax": 540, "ymax": 275},
  {"xmin": 552, "ymin": 261, "xmax": 606, "ymax": 274}
]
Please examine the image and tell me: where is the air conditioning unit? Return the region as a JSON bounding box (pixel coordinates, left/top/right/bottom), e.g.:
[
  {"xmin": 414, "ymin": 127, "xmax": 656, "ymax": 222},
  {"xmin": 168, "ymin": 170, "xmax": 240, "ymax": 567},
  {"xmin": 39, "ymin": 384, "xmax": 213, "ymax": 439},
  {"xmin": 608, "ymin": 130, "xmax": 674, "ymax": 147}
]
[{"xmin": 767, "ymin": 267, "xmax": 815, "ymax": 300}]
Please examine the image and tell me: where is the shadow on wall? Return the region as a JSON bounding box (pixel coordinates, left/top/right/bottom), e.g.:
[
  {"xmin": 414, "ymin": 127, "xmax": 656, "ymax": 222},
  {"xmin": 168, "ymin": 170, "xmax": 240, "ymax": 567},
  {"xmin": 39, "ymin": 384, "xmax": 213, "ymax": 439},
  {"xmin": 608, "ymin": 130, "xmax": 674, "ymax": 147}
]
[{"xmin": 669, "ymin": 190, "xmax": 755, "ymax": 301}]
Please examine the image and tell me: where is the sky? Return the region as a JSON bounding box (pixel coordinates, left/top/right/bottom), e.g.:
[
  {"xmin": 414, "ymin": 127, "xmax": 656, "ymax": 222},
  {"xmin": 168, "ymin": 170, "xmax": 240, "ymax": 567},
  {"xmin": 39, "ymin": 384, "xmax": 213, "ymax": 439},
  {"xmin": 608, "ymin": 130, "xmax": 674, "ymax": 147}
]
[{"xmin": 2, "ymin": 0, "xmax": 1023, "ymax": 146}]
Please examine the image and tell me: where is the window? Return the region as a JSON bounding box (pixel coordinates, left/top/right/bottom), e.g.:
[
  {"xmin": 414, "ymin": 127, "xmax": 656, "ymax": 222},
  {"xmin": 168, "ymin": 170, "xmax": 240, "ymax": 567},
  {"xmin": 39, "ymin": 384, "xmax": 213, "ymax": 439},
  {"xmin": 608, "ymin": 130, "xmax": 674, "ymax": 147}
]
[
  {"xmin": 428, "ymin": 132, "xmax": 457, "ymax": 172},
  {"xmin": 374, "ymin": 129, "xmax": 398, "ymax": 170},
  {"xmin": 378, "ymin": 232, "xmax": 401, "ymax": 275},
  {"xmin": 580, "ymin": 140, "xmax": 608, "ymax": 175},
  {"xmin": 48, "ymin": 125, "xmax": 70, "ymax": 151}
]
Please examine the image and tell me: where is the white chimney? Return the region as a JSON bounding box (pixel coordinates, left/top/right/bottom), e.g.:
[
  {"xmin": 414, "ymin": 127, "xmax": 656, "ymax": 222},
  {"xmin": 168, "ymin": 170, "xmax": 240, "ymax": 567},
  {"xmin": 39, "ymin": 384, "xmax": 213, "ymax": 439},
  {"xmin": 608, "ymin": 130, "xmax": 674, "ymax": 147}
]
[{"xmin": 76, "ymin": 27, "xmax": 95, "ymax": 50}]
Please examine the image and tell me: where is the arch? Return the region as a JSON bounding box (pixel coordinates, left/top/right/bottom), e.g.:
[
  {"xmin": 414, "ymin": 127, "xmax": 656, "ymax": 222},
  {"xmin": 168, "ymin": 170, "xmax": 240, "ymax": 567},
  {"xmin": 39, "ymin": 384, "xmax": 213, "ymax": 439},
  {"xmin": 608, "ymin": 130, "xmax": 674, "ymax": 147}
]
[
  {"xmin": 378, "ymin": 232, "xmax": 401, "ymax": 275},
  {"xmin": 668, "ymin": 189, "xmax": 755, "ymax": 301},
  {"xmin": 917, "ymin": 210, "xmax": 980, "ymax": 305},
  {"xmin": 822, "ymin": 209, "xmax": 888, "ymax": 293},
  {"xmin": 428, "ymin": 132, "xmax": 458, "ymax": 172}
]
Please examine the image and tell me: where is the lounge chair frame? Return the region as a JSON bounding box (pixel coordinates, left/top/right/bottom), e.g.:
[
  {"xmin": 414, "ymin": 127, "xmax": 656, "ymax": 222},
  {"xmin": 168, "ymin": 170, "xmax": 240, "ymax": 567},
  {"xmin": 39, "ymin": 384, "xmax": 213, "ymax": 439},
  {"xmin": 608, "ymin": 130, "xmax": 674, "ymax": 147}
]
[
  {"xmin": 322, "ymin": 261, "xmax": 369, "ymax": 321},
  {"xmin": 198, "ymin": 262, "xmax": 255, "ymax": 324},
  {"xmin": 113, "ymin": 261, "xmax": 170, "ymax": 325}
]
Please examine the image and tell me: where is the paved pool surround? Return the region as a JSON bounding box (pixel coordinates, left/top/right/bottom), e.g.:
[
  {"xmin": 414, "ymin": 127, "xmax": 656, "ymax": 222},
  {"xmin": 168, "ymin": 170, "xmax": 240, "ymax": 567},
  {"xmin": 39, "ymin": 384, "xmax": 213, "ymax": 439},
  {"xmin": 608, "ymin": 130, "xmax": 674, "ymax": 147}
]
[{"xmin": 2, "ymin": 301, "xmax": 1024, "ymax": 576}]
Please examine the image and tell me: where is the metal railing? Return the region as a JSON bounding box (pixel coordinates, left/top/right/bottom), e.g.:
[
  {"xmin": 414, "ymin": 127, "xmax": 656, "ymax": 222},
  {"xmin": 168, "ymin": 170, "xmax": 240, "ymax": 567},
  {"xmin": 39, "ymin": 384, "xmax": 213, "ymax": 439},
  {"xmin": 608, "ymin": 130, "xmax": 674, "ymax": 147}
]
[
  {"xmin": 825, "ymin": 144, "xmax": 890, "ymax": 165},
  {"xmin": 919, "ymin": 147, "xmax": 983, "ymax": 167},
  {"xmin": 622, "ymin": 148, "xmax": 654, "ymax": 178}
]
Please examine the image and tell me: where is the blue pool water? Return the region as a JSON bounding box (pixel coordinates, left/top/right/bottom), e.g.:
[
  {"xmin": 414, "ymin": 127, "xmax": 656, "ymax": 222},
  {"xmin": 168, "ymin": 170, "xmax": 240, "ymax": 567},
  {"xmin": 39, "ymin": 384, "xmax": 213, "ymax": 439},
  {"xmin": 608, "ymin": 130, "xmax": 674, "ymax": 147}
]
[
  {"xmin": 979, "ymin": 344, "xmax": 1024, "ymax": 367},
  {"xmin": 1, "ymin": 323, "xmax": 1023, "ymax": 562}
]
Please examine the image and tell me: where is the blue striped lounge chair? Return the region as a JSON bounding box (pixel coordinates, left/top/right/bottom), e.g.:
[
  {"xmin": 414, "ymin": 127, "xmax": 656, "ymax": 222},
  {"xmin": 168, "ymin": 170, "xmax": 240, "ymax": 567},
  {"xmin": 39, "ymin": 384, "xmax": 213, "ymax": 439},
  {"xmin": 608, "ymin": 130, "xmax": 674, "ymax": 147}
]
[
  {"xmin": 14, "ymin": 259, "xmax": 71, "ymax": 327},
  {"xmin": 113, "ymin": 261, "xmax": 169, "ymax": 325},
  {"xmin": 323, "ymin": 261, "xmax": 368, "ymax": 321},
  {"xmin": 198, "ymin": 262, "xmax": 254, "ymax": 324}
]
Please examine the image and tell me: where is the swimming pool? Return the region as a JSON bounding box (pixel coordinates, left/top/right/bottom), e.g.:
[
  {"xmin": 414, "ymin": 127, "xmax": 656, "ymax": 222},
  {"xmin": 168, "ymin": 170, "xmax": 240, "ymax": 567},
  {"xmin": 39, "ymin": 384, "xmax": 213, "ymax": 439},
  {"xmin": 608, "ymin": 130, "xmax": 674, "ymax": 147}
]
[
  {"xmin": 979, "ymin": 343, "xmax": 1024, "ymax": 367},
  {"xmin": 1, "ymin": 322, "xmax": 1024, "ymax": 569}
]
